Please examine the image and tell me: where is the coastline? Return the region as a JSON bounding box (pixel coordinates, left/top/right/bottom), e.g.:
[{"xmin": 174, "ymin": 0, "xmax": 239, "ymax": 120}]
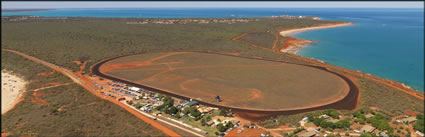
[
  {"xmin": 276, "ymin": 22, "xmax": 425, "ymax": 94},
  {"xmin": 279, "ymin": 22, "xmax": 354, "ymax": 54},
  {"xmin": 1, "ymin": 70, "xmax": 27, "ymax": 114}
]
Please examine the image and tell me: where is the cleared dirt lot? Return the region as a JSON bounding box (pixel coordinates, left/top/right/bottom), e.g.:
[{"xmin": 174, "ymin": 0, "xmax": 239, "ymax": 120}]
[{"xmin": 97, "ymin": 52, "xmax": 351, "ymax": 111}]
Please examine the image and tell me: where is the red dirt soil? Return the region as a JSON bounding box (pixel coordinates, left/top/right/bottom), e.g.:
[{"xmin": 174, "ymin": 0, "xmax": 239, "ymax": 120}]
[
  {"xmin": 31, "ymin": 92, "xmax": 48, "ymax": 105},
  {"xmin": 101, "ymin": 56, "xmax": 185, "ymax": 73},
  {"xmin": 247, "ymin": 88, "xmax": 263, "ymax": 100},
  {"xmin": 405, "ymin": 110, "xmax": 420, "ymax": 117},
  {"xmin": 37, "ymin": 70, "xmax": 55, "ymax": 76},
  {"xmin": 93, "ymin": 51, "xmax": 356, "ymax": 121},
  {"xmin": 225, "ymin": 126, "xmax": 266, "ymax": 137},
  {"xmin": 1, "ymin": 133, "xmax": 9, "ymax": 137},
  {"xmin": 233, "ymin": 112, "xmax": 276, "ymax": 121},
  {"xmin": 278, "ymin": 38, "xmax": 313, "ymax": 51}
]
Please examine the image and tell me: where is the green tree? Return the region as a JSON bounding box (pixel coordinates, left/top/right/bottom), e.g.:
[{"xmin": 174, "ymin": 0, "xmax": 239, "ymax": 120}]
[
  {"xmin": 164, "ymin": 106, "xmax": 178, "ymax": 115},
  {"xmin": 360, "ymin": 133, "xmax": 377, "ymax": 137},
  {"xmin": 126, "ymin": 100, "xmax": 133, "ymax": 105},
  {"xmin": 219, "ymin": 109, "xmax": 227, "ymax": 116},
  {"xmin": 324, "ymin": 109, "xmax": 340, "ymax": 119},
  {"xmin": 206, "ymin": 116, "xmax": 212, "ymax": 122},
  {"xmin": 201, "ymin": 118, "xmax": 207, "ymax": 126},
  {"xmin": 414, "ymin": 114, "xmax": 424, "ymax": 132},
  {"xmin": 162, "ymin": 96, "xmax": 174, "ymax": 107},
  {"xmin": 217, "ymin": 123, "xmax": 227, "ymax": 132}
]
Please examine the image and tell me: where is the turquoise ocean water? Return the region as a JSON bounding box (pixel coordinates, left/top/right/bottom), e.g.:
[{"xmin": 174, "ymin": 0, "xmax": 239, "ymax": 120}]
[{"xmin": 3, "ymin": 8, "xmax": 424, "ymax": 91}]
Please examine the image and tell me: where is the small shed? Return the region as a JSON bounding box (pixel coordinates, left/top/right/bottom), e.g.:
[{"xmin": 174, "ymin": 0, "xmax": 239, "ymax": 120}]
[{"xmin": 360, "ymin": 125, "xmax": 375, "ymax": 133}]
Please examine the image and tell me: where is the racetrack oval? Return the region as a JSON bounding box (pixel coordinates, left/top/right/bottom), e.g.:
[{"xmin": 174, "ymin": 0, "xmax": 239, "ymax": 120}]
[{"xmin": 92, "ymin": 51, "xmax": 357, "ymax": 115}]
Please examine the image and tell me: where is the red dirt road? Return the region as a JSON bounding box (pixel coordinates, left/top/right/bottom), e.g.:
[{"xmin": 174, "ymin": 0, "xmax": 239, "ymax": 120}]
[{"xmin": 2, "ymin": 49, "xmax": 181, "ymax": 137}]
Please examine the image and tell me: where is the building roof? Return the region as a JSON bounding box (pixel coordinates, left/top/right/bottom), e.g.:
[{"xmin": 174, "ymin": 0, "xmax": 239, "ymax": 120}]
[
  {"xmin": 298, "ymin": 130, "xmax": 316, "ymax": 137},
  {"xmin": 185, "ymin": 101, "xmax": 198, "ymax": 106},
  {"xmin": 198, "ymin": 107, "xmax": 215, "ymax": 113},
  {"xmin": 360, "ymin": 125, "xmax": 376, "ymax": 133},
  {"xmin": 319, "ymin": 114, "xmax": 330, "ymax": 119},
  {"xmin": 400, "ymin": 117, "xmax": 417, "ymax": 123},
  {"xmin": 365, "ymin": 113, "xmax": 374, "ymax": 119},
  {"xmin": 326, "ymin": 119, "xmax": 340, "ymax": 123}
]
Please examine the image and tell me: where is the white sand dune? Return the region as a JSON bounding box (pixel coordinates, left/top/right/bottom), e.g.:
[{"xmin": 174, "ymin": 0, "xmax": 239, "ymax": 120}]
[{"xmin": 1, "ymin": 70, "xmax": 27, "ymax": 114}]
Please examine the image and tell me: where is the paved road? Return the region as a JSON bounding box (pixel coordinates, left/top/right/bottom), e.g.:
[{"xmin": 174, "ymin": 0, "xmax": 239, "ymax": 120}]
[{"xmin": 3, "ymin": 49, "xmax": 203, "ymax": 137}]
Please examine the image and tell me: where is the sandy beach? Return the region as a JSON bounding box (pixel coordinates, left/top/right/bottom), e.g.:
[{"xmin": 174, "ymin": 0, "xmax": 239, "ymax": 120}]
[
  {"xmin": 279, "ymin": 22, "xmax": 354, "ymax": 54},
  {"xmin": 1, "ymin": 70, "xmax": 27, "ymax": 114}
]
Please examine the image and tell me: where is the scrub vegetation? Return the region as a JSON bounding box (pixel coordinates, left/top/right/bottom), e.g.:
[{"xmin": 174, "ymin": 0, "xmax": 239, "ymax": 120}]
[
  {"xmin": 2, "ymin": 16, "xmax": 423, "ymax": 129},
  {"xmin": 1, "ymin": 51, "xmax": 165, "ymax": 136}
]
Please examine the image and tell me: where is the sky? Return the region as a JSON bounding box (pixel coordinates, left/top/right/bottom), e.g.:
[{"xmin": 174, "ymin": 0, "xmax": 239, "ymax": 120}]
[{"xmin": 2, "ymin": 1, "xmax": 424, "ymax": 9}]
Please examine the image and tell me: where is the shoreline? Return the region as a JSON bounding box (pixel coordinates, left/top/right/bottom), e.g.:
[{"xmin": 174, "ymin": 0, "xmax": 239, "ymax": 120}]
[
  {"xmin": 279, "ymin": 22, "xmax": 354, "ymax": 54},
  {"xmin": 276, "ymin": 22, "xmax": 424, "ymax": 93},
  {"xmin": 1, "ymin": 70, "xmax": 27, "ymax": 115}
]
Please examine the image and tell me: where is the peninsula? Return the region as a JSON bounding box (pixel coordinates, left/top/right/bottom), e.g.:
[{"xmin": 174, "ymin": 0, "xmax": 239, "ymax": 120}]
[{"xmin": 279, "ymin": 22, "xmax": 354, "ymax": 54}]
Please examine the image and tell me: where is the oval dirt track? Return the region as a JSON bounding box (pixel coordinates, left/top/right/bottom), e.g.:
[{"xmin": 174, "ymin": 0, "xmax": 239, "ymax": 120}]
[{"xmin": 91, "ymin": 51, "xmax": 359, "ymax": 120}]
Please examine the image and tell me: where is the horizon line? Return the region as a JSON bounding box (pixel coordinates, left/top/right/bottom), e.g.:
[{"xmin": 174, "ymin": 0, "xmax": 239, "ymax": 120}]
[{"xmin": 3, "ymin": 7, "xmax": 424, "ymax": 9}]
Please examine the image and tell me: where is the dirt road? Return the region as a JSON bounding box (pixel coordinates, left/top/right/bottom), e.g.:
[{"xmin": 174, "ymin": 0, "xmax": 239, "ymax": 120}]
[{"xmin": 2, "ymin": 49, "xmax": 188, "ymax": 137}]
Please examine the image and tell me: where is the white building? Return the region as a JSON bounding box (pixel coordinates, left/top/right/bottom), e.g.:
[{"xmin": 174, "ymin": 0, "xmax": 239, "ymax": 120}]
[
  {"xmin": 417, "ymin": 131, "xmax": 424, "ymax": 137},
  {"xmin": 128, "ymin": 86, "xmax": 141, "ymax": 92}
]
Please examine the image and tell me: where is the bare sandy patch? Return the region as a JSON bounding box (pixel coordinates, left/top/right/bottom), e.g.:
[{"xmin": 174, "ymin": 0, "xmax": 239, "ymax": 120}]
[{"xmin": 1, "ymin": 70, "xmax": 27, "ymax": 114}]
